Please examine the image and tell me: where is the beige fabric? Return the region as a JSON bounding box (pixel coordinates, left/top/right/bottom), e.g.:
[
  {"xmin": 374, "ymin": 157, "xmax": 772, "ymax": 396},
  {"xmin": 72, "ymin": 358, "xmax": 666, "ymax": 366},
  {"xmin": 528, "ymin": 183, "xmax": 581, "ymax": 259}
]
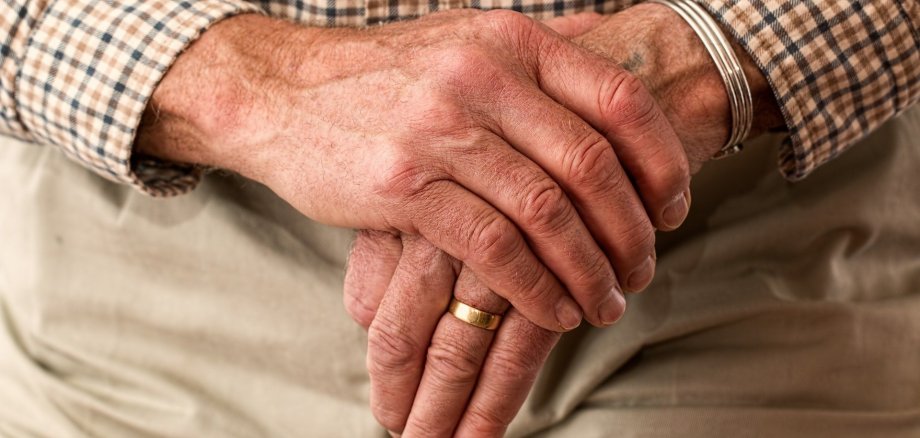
[{"xmin": 1, "ymin": 107, "xmax": 919, "ymax": 437}]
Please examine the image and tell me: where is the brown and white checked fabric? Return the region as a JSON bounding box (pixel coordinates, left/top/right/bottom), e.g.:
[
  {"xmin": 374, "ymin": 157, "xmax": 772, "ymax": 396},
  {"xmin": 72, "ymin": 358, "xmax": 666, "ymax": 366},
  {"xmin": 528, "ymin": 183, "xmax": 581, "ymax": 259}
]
[{"xmin": 0, "ymin": 0, "xmax": 917, "ymax": 196}]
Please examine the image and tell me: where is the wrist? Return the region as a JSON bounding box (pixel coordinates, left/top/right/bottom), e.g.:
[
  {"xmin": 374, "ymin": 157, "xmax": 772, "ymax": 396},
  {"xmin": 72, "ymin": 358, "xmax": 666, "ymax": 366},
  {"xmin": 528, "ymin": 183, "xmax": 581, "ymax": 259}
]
[
  {"xmin": 135, "ymin": 14, "xmax": 323, "ymax": 179},
  {"xmin": 575, "ymin": 3, "xmax": 784, "ymax": 171}
]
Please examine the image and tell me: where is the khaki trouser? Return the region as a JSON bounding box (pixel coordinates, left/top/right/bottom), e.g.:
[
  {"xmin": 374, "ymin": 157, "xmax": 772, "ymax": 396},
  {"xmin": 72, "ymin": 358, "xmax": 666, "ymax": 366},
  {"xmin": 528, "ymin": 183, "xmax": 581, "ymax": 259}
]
[{"xmin": 1, "ymin": 107, "xmax": 919, "ymax": 437}]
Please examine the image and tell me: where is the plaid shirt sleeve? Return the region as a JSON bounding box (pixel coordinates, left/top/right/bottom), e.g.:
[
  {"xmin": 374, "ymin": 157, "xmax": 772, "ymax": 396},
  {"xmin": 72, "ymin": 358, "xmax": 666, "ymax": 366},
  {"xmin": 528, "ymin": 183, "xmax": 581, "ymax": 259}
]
[
  {"xmin": 699, "ymin": 0, "xmax": 920, "ymax": 180},
  {"xmin": 0, "ymin": 0, "xmax": 261, "ymax": 196},
  {"xmin": 1, "ymin": 0, "xmax": 918, "ymax": 196}
]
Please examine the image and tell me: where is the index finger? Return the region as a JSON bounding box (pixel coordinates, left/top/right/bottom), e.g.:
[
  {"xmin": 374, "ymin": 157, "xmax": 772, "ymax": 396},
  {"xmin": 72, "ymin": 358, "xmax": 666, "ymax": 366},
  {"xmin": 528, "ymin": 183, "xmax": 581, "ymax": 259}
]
[{"xmin": 532, "ymin": 22, "xmax": 692, "ymax": 232}]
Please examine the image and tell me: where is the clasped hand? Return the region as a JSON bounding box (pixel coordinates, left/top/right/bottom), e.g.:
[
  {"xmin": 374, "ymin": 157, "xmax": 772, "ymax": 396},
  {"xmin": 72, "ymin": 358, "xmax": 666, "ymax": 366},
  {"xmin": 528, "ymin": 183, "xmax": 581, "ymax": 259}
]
[
  {"xmin": 340, "ymin": 9, "xmax": 704, "ymax": 438},
  {"xmin": 139, "ymin": 6, "xmax": 722, "ymax": 437}
]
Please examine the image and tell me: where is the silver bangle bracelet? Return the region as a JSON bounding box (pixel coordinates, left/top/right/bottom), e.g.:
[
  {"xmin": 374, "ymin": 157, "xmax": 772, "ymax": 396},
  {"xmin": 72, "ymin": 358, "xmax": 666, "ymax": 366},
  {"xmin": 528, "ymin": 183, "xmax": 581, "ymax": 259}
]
[{"xmin": 648, "ymin": 0, "xmax": 753, "ymax": 159}]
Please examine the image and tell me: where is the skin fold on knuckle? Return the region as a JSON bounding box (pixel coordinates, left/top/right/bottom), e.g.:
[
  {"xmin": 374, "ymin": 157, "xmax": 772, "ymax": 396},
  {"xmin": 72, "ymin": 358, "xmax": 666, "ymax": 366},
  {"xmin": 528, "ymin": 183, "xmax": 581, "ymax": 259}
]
[
  {"xmin": 503, "ymin": 262, "xmax": 560, "ymax": 316},
  {"xmin": 652, "ymin": 152, "xmax": 691, "ymax": 201},
  {"xmin": 479, "ymin": 10, "xmax": 539, "ymax": 48},
  {"xmin": 366, "ymin": 319, "xmax": 423, "ymax": 379},
  {"xmin": 627, "ymin": 134, "xmax": 691, "ymax": 205},
  {"xmin": 424, "ymin": 337, "xmax": 483, "ymax": 391},
  {"xmin": 486, "ymin": 336, "xmax": 547, "ymax": 383},
  {"xmin": 373, "ymin": 144, "xmax": 449, "ymax": 211},
  {"xmin": 614, "ymin": 220, "xmax": 656, "ymax": 268},
  {"xmin": 431, "ymin": 45, "xmax": 507, "ymax": 97},
  {"xmin": 466, "ymin": 213, "xmax": 523, "ymax": 273},
  {"xmin": 564, "ymin": 252, "xmax": 616, "ymax": 303},
  {"xmin": 484, "ymin": 321, "xmax": 558, "ymax": 384},
  {"xmin": 561, "ymin": 131, "xmax": 618, "ymax": 195},
  {"xmin": 465, "ymin": 222, "xmax": 563, "ymax": 322},
  {"xmin": 399, "ymin": 179, "xmax": 460, "ymax": 236},
  {"xmin": 462, "ymin": 406, "xmax": 509, "ymax": 438},
  {"xmin": 599, "ymin": 71, "xmax": 661, "ymax": 133},
  {"xmin": 518, "ymin": 182, "xmax": 574, "ymax": 239}
]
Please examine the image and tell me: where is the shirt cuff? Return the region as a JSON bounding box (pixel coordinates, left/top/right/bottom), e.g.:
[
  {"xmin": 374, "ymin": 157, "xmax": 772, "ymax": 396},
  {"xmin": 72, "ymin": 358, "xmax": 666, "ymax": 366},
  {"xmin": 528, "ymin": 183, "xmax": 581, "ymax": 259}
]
[
  {"xmin": 695, "ymin": 0, "xmax": 920, "ymax": 181},
  {"xmin": 15, "ymin": 0, "xmax": 262, "ymax": 196}
]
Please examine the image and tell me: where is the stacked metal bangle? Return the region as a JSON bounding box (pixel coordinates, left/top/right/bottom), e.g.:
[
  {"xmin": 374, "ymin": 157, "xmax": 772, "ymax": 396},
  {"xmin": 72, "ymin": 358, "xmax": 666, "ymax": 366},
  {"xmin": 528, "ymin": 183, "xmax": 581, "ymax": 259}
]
[{"xmin": 649, "ymin": 0, "xmax": 753, "ymax": 159}]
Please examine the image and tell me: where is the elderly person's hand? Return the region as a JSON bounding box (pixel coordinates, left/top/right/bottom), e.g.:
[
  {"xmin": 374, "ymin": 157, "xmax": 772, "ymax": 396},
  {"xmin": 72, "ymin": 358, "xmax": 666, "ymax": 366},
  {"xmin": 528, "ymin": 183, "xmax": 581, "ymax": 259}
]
[
  {"xmin": 348, "ymin": 233, "xmax": 559, "ymax": 436},
  {"xmin": 136, "ymin": 9, "xmax": 690, "ymax": 332},
  {"xmin": 345, "ymin": 4, "xmax": 786, "ymax": 436}
]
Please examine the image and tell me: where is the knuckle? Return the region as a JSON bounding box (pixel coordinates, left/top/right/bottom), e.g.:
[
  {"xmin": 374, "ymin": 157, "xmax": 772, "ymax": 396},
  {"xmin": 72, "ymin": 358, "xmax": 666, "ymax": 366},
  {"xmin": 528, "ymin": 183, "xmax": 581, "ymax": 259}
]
[
  {"xmin": 435, "ymin": 46, "xmax": 489, "ymax": 81},
  {"xmin": 599, "ymin": 71, "xmax": 659, "ymax": 129},
  {"xmin": 464, "ymin": 215, "xmax": 555, "ymax": 310},
  {"xmin": 617, "ymin": 220, "xmax": 656, "ymax": 262},
  {"xmin": 513, "ymin": 270, "xmax": 557, "ymax": 310},
  {"xmin": 425, "ymin": 339, "xmax": 482, "ymax": 390},
  {"xmin": 593, "ymin": 157, "xmax": 630, "ymax": 199},
  {"xmin": 654, "ymin": 150, "xmax": 691, "ymax": 193},
  {"xmin": 630, "ymin": 136, "xmax": 691, "ymax": 200},
  {"xmin": 464, "ymin": 405, "xmax": 509, "ymax": 436},
  {"xmin": 468, "ymin": 214, "xmax": 521, "ymax": 269},
  {"xmin": 488, "ymin": 344, "xmax": 542, "ymax": 379},
  {"xmin": 375, "ymin": 148, "xmax": 445, "ymax": 202},
  {"xmin": 567, "ymin": 254, "xmax": 615, "ymax": 300},
  {"xmin": 519, "ymin": 182, "xmax": 572, "ymax": 237},
  {"xmin": 658, "ymin": 168, "xmax": 691, "ymax": 207},
  {"xmin": 562, "ymin": 132, "xmax": 617, "ymax": 189},
  {"xmin": 408, "ymin": 419, "xmax": 447, "ymax": 438},
  {"xmin": 366, "ymin": 320, "xmax": 422, "ymax": 378},
  {"xmin": 479, "ymin": 9, "xmax": 545, "ymax": 56},
  {"xmin": 480, "ymin": 9, "xmax": 532, "ymax": 32}
]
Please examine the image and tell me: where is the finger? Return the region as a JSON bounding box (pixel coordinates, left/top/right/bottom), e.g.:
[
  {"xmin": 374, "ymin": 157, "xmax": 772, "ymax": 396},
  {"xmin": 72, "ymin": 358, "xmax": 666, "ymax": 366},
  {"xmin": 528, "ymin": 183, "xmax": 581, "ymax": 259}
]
[
  {"xmin": 454, "ymin": 309, "xmax": 561, "ymax": 438},
  {"xmin": 529, "ymin": 18, "xmax": 692, "ymax": 233},
  {"xmin": 542, "ymin": 12, "xmax": 604, "ymax": 38},
  {"xmin": 497, "ymin": 86, "xmax": 656, "ymax": 297},
  {"xmin": 344, "ymin": 230, "xmax": 403, "ymax": 329},
  {"xmin": 446, "ymin": 131, "xmax": 623, "ymax": 327},
  {"xmin": 366, "ymin": 236, "xmax": 457, "ymax": 433},
  {"xmin": 408, "ymin": 180, "xmax": 583, "ymax": 332},
  {"xmin": 402, "ymin": 267, "xmax": 508, "ymax": 437}
]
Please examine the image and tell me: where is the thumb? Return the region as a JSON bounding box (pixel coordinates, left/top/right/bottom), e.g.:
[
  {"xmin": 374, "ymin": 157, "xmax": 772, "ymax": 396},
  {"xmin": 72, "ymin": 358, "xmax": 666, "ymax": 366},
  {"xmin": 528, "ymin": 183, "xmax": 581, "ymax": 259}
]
[{"xmin": 542, "ymin": 12, "xmax": 604, "ymax": 38}]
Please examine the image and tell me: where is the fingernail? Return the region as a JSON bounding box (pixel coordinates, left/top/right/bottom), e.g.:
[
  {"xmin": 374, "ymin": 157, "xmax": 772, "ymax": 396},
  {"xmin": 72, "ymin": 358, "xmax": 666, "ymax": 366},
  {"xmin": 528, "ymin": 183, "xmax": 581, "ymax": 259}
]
[
  {"xmin": 388, "ymin": 431, "xmax": 401, "ymax": 438},
  {"xmin": 598, "ymin": 287, "xmax": 626, "ymax": 325},
  {"xmin": 555, "ymin": 296, "xmax": 582, "ymax": 331},
  {"xmin": 627, "ymin": 255, "xmax": 655, "ymax": 292},
  {"xmin": 662, "ymin": 191, "xmax": 690, "ymax": 230}
]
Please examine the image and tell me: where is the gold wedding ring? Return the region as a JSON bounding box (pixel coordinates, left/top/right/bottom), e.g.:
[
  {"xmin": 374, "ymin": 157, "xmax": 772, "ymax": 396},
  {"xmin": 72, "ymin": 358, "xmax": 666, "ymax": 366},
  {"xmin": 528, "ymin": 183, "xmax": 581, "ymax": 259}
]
[{"xmin": 447, "ymin": 298, "xmax": 502, "ymax": 331}]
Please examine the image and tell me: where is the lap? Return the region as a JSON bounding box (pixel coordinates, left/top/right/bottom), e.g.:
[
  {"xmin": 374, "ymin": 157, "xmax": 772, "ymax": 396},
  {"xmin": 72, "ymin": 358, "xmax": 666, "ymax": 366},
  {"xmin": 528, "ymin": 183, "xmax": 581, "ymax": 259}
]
[
  {"xmin": 1, "ymin": 107, "xmax": 918, "ymax": 437},
  {"xmin": 0, "ymin": 140, "xmax": 375, "ymax": 436}
]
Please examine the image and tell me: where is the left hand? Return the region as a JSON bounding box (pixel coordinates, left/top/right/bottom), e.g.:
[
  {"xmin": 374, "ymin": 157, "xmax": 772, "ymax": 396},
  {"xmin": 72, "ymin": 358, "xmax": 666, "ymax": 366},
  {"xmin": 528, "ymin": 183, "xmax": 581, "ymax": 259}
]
[{"xmin": 346, "ymin": 5, "xmax": 786, "ymax": 436}]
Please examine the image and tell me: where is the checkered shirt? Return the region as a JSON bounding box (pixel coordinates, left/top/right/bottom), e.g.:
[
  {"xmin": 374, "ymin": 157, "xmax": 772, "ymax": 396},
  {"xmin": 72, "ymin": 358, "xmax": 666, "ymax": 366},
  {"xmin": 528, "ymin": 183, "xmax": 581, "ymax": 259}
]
[{"xmin": 1, "ymin": 0, "xmax": 918, "ymax": 195}]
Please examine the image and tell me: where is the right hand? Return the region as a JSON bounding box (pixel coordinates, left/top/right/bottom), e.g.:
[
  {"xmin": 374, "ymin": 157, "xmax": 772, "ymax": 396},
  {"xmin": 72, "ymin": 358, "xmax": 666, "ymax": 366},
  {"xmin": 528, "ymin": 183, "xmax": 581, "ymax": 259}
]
[{"xmin": 137, "ymin": 10, "xmax": 690, "ymax": 330}]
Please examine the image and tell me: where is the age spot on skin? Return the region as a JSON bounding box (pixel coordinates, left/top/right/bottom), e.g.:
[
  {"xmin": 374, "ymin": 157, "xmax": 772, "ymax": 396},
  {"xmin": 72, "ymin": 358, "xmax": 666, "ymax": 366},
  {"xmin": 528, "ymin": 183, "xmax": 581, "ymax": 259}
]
[{"xmin": 620, "ymin": 51, "xmax": 644, "ymax": 73}]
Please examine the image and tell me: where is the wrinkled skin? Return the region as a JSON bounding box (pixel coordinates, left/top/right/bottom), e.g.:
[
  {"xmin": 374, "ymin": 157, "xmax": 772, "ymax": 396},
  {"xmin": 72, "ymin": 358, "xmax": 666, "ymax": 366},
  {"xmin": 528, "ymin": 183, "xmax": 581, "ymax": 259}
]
[{"xmin": 343, "ymin": 5, "xmax": 784, "ymax": 437}]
